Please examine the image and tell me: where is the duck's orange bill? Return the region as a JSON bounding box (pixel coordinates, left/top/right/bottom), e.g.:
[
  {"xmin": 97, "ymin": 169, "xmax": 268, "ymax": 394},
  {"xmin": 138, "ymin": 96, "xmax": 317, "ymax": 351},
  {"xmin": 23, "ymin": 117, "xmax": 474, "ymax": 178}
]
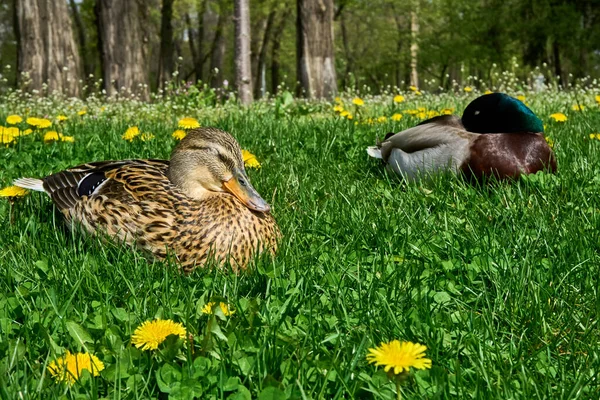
[{"xmin": 222, "ymin": 171, "xmax": 270, "ymax": 213}]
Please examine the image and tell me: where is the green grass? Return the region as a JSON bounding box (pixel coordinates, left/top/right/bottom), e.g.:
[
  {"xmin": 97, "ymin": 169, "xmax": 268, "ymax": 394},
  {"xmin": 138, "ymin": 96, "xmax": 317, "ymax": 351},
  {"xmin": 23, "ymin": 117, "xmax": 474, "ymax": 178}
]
[{"xmin": 1, "ymin": 92, "xmax": 600, "ymax": 399}]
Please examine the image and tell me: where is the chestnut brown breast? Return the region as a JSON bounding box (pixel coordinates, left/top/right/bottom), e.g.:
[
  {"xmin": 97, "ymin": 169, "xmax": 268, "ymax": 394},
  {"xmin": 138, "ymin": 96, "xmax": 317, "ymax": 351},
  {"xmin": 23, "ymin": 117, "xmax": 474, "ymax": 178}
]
[{"xmin": 462, "ymin": 133, "xmax": 556, "ymax": 181}]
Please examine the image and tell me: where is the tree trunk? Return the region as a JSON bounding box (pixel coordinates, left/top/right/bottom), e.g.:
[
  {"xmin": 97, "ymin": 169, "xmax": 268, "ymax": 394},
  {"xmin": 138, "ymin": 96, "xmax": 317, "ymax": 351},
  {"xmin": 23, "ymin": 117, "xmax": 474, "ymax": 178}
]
[
  {"xmin": 296, "ymin": 0, "xmax": 337, "ymax": 99},
  {"xmin": 251, "ymin": 14, "xmax": 267, "ymax": 83},
  {"xmin": 209, "ymin": 9, "xmax": 226, "ymax": 89},
  {"xmin": 15, "ymin": 0, "xmax": 82, "ymax": 97},
  {"xmin": 185, "ymin": 12, "xmax": 200, "ymax": 81},
  {"xmin": 96, "ymin": 0, "xmax": 150, "ymax": 100},
  {"xmin": 339, "ymin": 11, "xmax": 353, "ymax": 90},
  {"xmin": 254, "ymin": 10, "xmax": 276, "ymax": 98},
  {"xmin": 271, "ymin": 10, "xmax": 289, "ymax": 95},
  {"xmin": 234, "ymin": 0, "xmax": 253, "ymax": 105},
  {"xmin": 553, "ymin": 39, "xmax": 562, "ymax": 87},
  {"xmin": 157, "ymin": 0, "xmax": 175, "ymax": 90},
  {"xmin": 392, "ymin": 9, "xmax": 404, "ymax": 88},
  {"xmin": 576, "ymin": 3, "xmax": 592, "ymax": 79},
  {"xmin": 69, "ymin": 0, "xmax": 93, "ymax": 82},
  {"xmin": 195, "ymin": 0, "xmax": 208, "ymax": 82},
  {"xmin": 439, "ymin": 62, "xmax": 448, "ymax": 89},
  {"xmin": 409, "ymin": 1, "xmax": 419, "ymax": 88}
]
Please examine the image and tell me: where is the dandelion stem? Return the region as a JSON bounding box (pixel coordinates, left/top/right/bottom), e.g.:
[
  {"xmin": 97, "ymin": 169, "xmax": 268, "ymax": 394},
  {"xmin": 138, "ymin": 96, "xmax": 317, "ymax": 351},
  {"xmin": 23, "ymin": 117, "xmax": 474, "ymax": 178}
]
[{"xmin": 395, "ymin": 379, "xmax": 402, "ymax": 400}]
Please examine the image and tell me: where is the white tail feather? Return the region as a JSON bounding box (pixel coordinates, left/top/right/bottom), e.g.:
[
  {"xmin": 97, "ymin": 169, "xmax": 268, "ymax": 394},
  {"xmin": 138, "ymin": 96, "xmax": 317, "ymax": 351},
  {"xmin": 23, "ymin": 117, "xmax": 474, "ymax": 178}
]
[
  {"xmin": 13, "ymin": 178, "xmax": 46, "ymax": 192},
  {"xmin": 366, "ymin": 146, "xmax": 382, "ymax": 159}
]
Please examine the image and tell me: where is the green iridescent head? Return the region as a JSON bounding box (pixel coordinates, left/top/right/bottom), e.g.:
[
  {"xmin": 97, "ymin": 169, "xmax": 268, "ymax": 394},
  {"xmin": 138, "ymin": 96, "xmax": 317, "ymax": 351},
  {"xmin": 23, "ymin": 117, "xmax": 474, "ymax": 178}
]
[{"xmin": 461, "ymin": 93, "xmax": 544, "ymax": 134}]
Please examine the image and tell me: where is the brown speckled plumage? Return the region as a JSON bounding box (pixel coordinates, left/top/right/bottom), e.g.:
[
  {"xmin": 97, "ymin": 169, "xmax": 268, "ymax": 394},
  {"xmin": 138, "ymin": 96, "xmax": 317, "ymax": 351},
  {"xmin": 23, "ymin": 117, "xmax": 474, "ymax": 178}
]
[{"xmin": 16, "ymin": 128, "xmax": 279, "ymax": 272}]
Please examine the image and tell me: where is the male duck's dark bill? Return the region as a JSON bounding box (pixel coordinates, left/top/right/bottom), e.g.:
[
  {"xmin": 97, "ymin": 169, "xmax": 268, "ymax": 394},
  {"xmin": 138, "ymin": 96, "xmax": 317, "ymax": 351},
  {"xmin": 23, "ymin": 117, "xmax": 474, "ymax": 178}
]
[{"xmin": 222, "ymin": 169, "xmax": 271, "ymax": 213}]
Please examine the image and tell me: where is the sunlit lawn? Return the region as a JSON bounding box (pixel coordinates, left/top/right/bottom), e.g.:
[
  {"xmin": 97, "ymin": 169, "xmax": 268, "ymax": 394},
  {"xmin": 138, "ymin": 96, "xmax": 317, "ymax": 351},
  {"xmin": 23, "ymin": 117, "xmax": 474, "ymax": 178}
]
[{"xmin": 1, "ymin": 90, "xmax": 599, "ymax": 398}]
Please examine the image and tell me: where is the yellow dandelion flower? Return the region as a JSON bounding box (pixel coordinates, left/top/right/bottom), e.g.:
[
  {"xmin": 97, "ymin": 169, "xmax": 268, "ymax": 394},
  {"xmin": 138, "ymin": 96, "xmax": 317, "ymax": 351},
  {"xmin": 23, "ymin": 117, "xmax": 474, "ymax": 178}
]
[
  {"xmin": 178, "ymin": 117, "xmax": 200, "ymax": 130},
  {"xmin": 550, "ymin": 113, "xmax": 567, "ymax": 122},
  {"xmin": 219, "ymin": 302, "xmax": 235, "ymax": 316},
  {"xmin": 352, "ymin": 97, "xmax": 364, "ymax": 106},
  {"xmin": 201, "ymin": 303, "xmax": 213, "ymax": 314},
  {"xmin": 334, "ymin": 96, "xmax": 342, "ymax": 104},
  {"xmin": 367, "ymin": 340, "xmax": 432, "ymax": 375},
  {"xmin": 201, "ymin": 302, "xmax": 235, "ymax": 316},
  {"xmin": 44, "ymin": 131, "xmax": 60, "ymax": 143},
  {"xmin": 414, "ymin": 90, "xmax": 422, "ymax": 96},
  {"xmin": 20, "ymin": 128, "xmax": 33, "ymax": 136},
  {"xmin": 417, "ymin": 112, "xmax": 427, "ymax": 119},
  {"xmin": 77, "ymin": 110, "xmax": 87, "ymax": 116},
  {"xmin": 590, "ymin": 133, "xmax": 599, "ymax": 140},
  {"xmin": 595, "ymin": 95, "xmax": 600, "ymax": 104},
  {"xmin": 131, "ymin": 319, "xmax": 186, "ymax": 351},
  {"xmin": 346, "ymin": 114, "xmax": 353, "ymax": 120},
  {"xmin": 572, "ymin": 104, "xmax": 585, "ymax": 112},
  {"xmin": 140, "ymin": 133, "xmax": 155, "ymax": 141},
  {"xmin": 516, "ymin": 95, "xmax": 526, "ymax": 102},
  {"xmin": 4, "ymin": 127, "xmax": 19, "ymax": 137},
  {"xmin": 545, "ymin": 136, "xmax": 554, "ymax": 149},
  {"xmin": 172, "ymin": 130, "xmax": 187, "ymax": 140},
  {"xmin": 0, "ymin": 186, "xmax": 28, "ymax": 198},
  {"xmin": 242, "ymin": 149, "xmax": 261, "ymax": 169},
  {"xmin": 6, "ymin": 115, "xmax": 22, "ymax": 125},
  {"xmin": 393, "ymin": 95, "xmax": 405, "ymax": 103},
  {"xmin": 484, "ymin": 90, "xmax": 493, "ymax": 95},
  {"xmin": 340, "ymin": 110, "xmax": 349, "ymax": 117},
  {"xmin": 36, "ymin": 118, "xmax": 52, "ymax": 129},
  {"xmin": 427, "ymin": 110, "xmax": 440, "ymax": 118},
  {"xmin": 391, "ymin": 113, "xmax": 403, "ymax": 121},
  {"xmin": 47, "ymin": 351, "xmax": 104, "ymax": 385},
  {"xmin": 405, "ymin": 109, "xmax": 419, "ymax": 116},
  {"xmin": 333, "ymin": 105, "xmax": 344, "ymax": 113},
  {"xmin": 122, "ymin": 126, "xmax": 140, "ymax": 141},
  {"xmin": 409, "ymin": 86, "xmax": 418, "ymax": 92},
  {"xmin": 417, "ymin": 107, "xmax": 426, "ymax": 112},
  {"xmin": 43, "ymin": 131, "xmax": 73, "ymax": 143},
  {"xmin": 57, "ymin": 115, "xmax": 68, "ymax": 122},
  {"xmin": 377, "ymin": 116, "xmax": 387, "ymax": 123},
  {"xmin": 26, "ymin": 117, "xmax": 40, "ymax": 127},
  {"xmin": 440, "ymin": 108, "xmax": 454, "ymax": 115},
  {"xmin": 463, "ymin": 86, "xmax": 473, "ymax": 92}
]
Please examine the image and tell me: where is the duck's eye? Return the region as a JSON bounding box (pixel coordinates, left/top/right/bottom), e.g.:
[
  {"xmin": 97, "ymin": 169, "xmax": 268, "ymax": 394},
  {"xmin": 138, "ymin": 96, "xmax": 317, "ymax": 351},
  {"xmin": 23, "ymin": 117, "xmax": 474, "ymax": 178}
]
[{"xmin": 239, "ymin": 178, "xmax": 247, "ymax": 187}]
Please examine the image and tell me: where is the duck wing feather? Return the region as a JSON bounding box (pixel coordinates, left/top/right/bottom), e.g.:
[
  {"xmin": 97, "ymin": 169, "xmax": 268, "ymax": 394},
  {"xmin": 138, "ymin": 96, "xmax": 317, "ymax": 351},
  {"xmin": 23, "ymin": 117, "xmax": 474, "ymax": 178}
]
[
  {"xmin": 42, "ymin": 159, "xmax": 170, "ymax": 212},
  {"xmin": 372, "ymin": 115, "xmax": 480, "ymax": 181},
  {"xmin": 379, "ymin": 115, "xmax": 469, "ymax": 159}
]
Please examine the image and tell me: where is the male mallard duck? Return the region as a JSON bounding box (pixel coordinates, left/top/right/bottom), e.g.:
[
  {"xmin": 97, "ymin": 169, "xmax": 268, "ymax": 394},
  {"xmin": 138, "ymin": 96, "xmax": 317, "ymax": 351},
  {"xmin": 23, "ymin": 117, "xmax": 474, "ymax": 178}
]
[
  {"xmin": 367, "ymin": 93, "xmax": 556, "ymax": 181},
  {"xmin": 14, "ymin": 127, "xmax": 279, "ymax": 272}
]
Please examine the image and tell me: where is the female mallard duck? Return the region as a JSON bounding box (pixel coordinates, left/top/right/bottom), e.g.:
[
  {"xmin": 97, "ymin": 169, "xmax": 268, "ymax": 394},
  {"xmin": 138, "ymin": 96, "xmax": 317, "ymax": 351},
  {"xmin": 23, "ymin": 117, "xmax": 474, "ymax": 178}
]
[
  {"xmin": 14, "ymin": 127, "xmax": 279, "ymax": 272},
  {"xmin": 367, "ymin": 93, "xmax": 557, "ymax": 181}
]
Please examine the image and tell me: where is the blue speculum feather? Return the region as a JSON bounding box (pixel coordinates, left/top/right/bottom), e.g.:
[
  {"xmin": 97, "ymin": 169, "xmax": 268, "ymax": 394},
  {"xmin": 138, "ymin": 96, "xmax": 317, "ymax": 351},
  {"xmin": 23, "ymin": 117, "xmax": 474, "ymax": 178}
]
[{"xmin": 77, "ymin": 172, "xmax": 107, "ymax": 196}]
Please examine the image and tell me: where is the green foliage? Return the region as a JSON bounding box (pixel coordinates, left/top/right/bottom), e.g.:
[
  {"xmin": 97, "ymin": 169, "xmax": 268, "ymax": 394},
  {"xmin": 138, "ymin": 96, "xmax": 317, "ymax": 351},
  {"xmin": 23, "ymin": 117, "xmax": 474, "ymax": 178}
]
[
  {"xmin": 0, "ymin": 87, "xmax": 600, "ymax": 398},
  {"xmin": 3, "ymin": 0, "xmax": 600, "ymax": 96},
  {"xmin": 0, "ymin": 2, "xmax": 17, "ymax": 91}
]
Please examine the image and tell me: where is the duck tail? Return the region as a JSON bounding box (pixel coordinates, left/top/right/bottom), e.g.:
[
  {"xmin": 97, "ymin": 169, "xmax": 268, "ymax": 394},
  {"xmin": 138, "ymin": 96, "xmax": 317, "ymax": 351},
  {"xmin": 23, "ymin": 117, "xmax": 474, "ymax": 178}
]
[
  {"xmin": 366, "ymin": 146, "xmax": 382, "ymax": 159},
  {"xmin": 13, "ymin": 178, "xmax": 46, "ymax": 192}
]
